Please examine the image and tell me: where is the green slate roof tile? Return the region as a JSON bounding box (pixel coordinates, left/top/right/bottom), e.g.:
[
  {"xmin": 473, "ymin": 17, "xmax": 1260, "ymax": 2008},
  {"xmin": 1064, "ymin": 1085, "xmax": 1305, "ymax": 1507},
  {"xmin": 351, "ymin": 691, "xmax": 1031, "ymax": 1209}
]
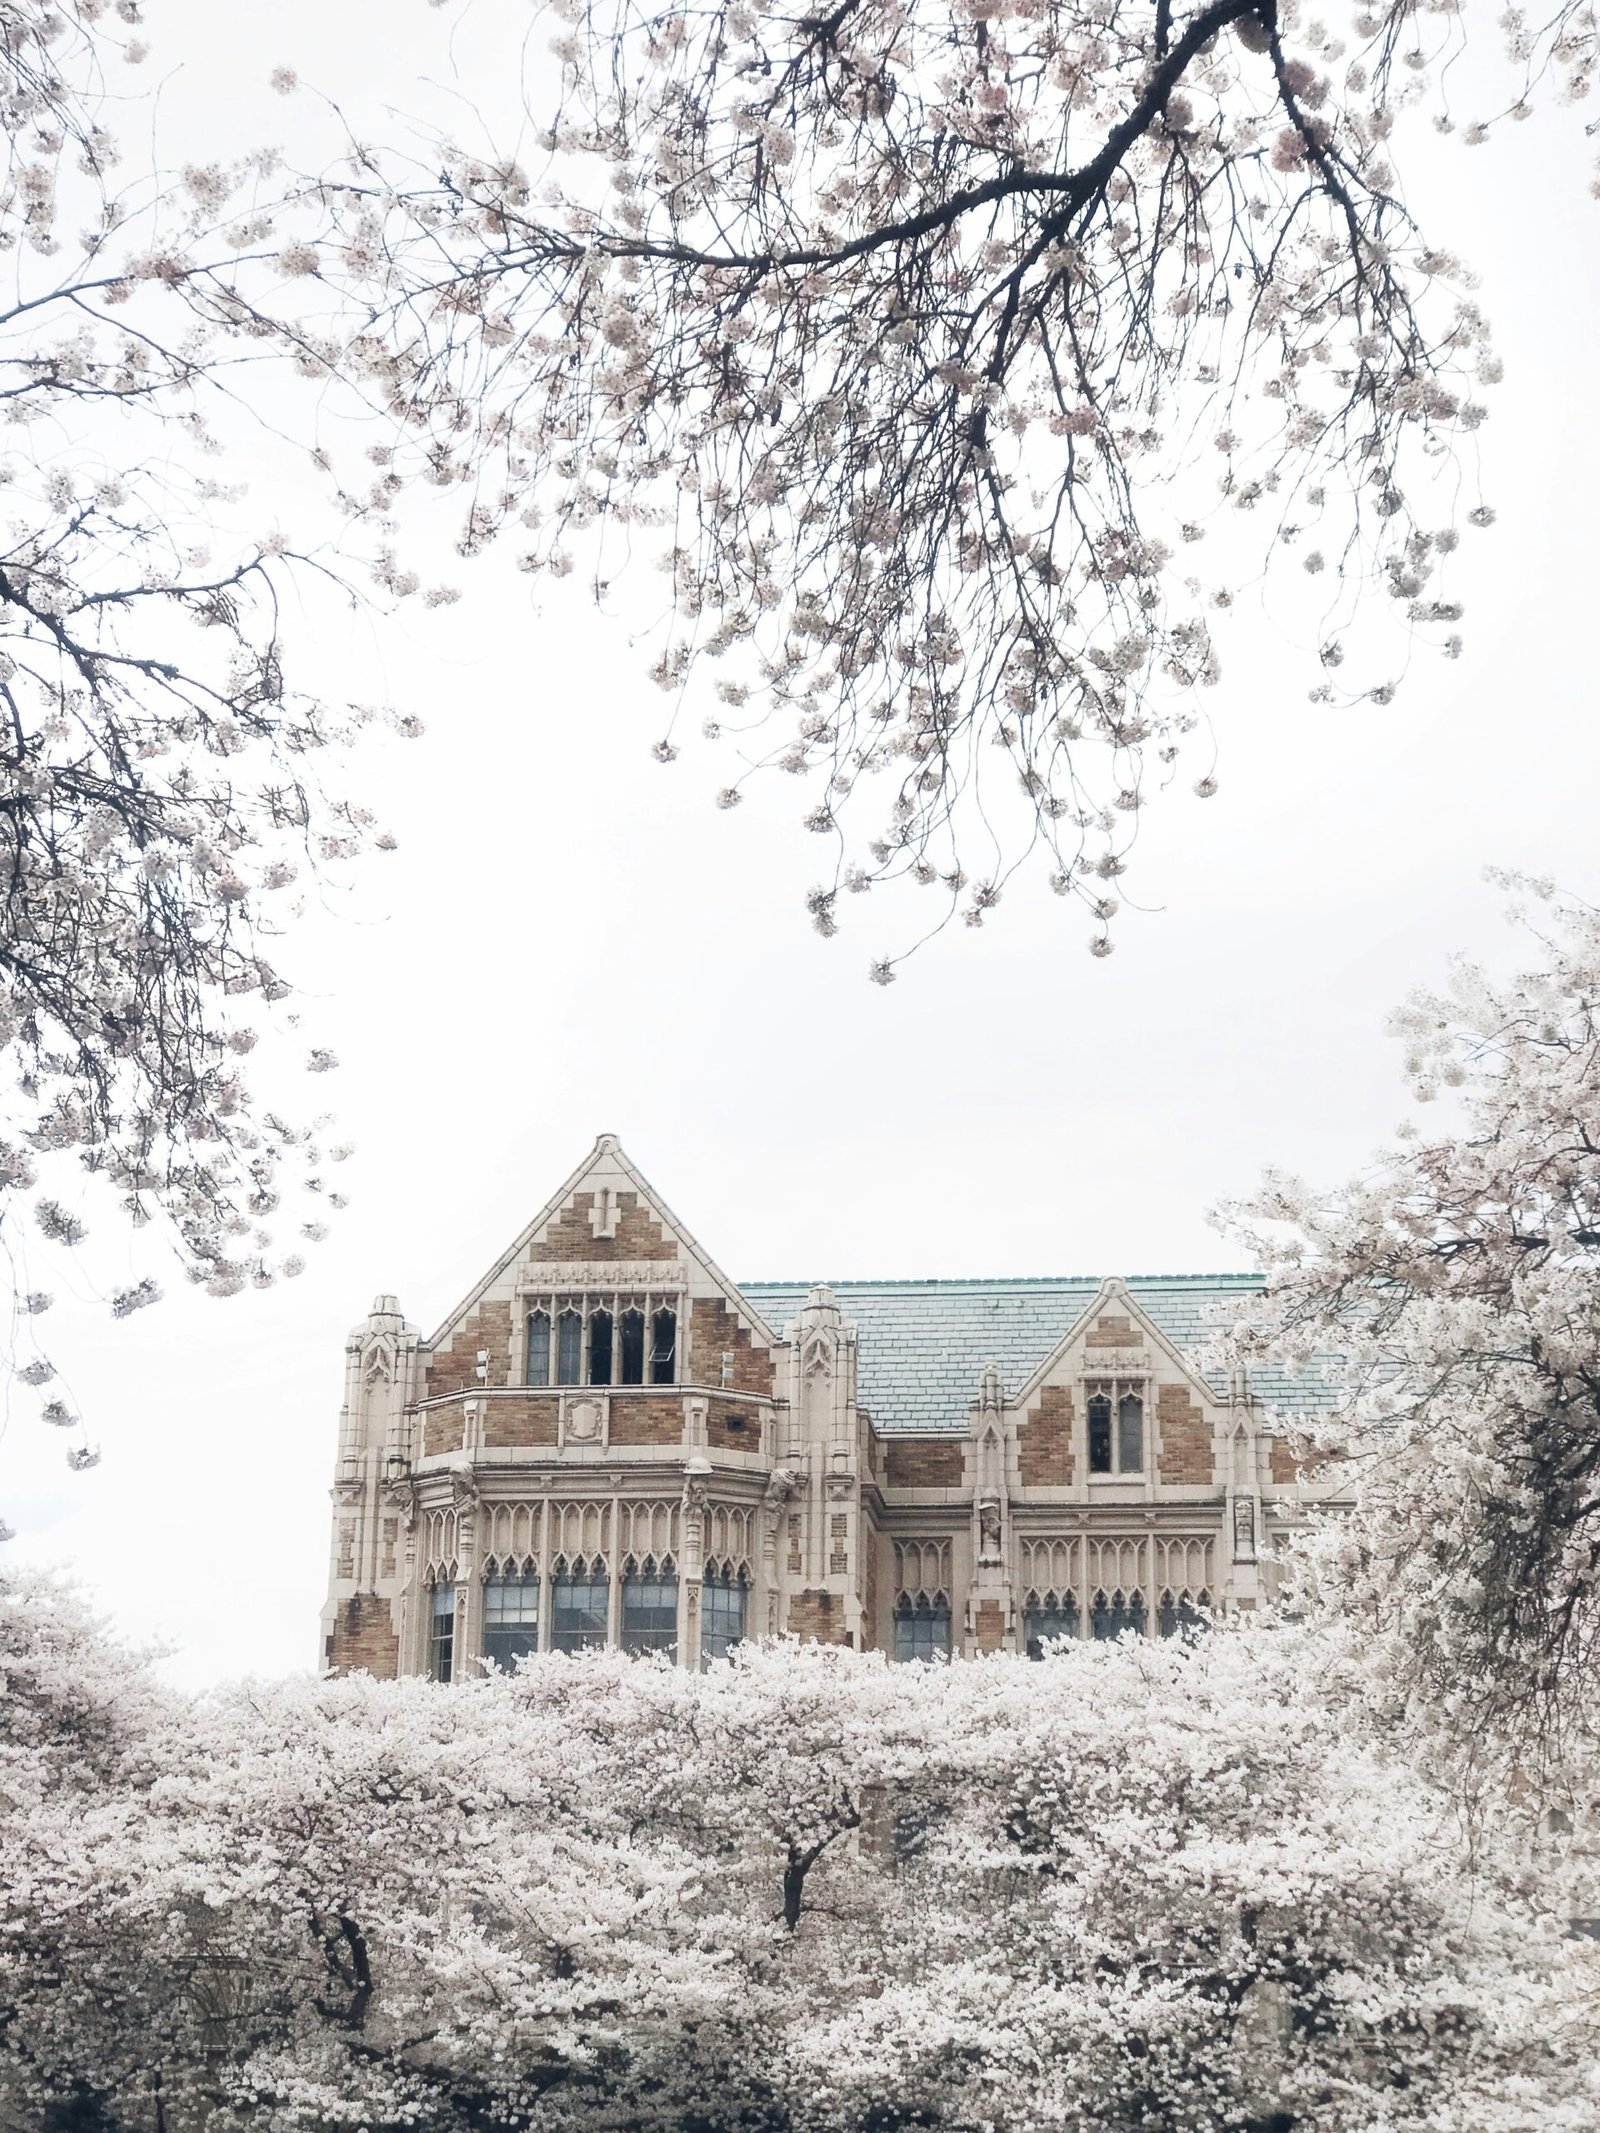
[{"xmin": 739, "ymin": 1275, "xmax": 1330, "ymax": 1436}]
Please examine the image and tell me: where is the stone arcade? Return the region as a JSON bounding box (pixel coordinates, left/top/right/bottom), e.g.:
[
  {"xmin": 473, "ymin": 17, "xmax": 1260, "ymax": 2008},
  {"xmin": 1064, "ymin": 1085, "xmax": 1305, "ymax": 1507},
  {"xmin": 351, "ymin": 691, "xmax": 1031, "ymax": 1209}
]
[{"xmin": 321, "ymin": 1136, "xmax": 1330, "ymax": 1677}]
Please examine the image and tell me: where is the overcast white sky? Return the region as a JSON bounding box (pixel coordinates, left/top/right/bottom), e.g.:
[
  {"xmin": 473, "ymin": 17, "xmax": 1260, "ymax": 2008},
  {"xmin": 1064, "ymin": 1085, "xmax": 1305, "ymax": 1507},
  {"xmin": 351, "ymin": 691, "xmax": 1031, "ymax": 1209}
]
[{"xmin": 4, "ymin": 0, "xmax": 1597, "ymax": 1683}]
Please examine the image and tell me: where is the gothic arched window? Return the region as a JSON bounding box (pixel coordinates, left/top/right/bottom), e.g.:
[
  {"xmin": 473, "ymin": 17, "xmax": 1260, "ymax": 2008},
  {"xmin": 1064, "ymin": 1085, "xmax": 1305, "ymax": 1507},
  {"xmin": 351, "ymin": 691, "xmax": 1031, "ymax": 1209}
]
[
  {"xmin": 1117, "ymin": 1391, "xmax": 1144, "ymax": 1472},
  {"xmin": 551, "ymin": 1558, "xmax": 609, "ymax": 1652},
  {"xmin": 556, "ymin": 1308, "xmax": 583, "ymax": 1386},
  {"xmin": 702, "ymin": 1566, "xmax": 747, "ymax": 1665},
  {"xmin": 428, "ymin": 1583, "xmax": 455, "ymax": 1683},
  {"xmin": 1087, "ymin": 1393, "xmax": 1113, "ymax": 1474},
  {"xmin": 1090, "ymin": 1588, "xmax": 1147, "ymax": 1642},
  {"xmin": 621, "ymin": 1558, "xmax": 678, "ymax": 1656},
  {"xmin": 618, "ymin": 1307, "xmax": 646, "ymax": 1385},
  {"xmin": 650, "ymin": 1306, "xmax": 677, "ymax": 1384},
  {"xmin": 1024, "ymin": 1591, "xmax": 1080, "ymax": 1658},
  {"xmin": 483, "ymin": 1569, "xmax": 539, "ymax": 1670},
  {"xmin": 588, "ymin": 1308, "xmax": 614, "ymax": 1386},
  {"xmin": 525, "ymin": 1310, "xmax": 551, "ymax": 1387},
  {"xmin": 893, "ymin": 1592, "xmax": 951, "ymax": 1663}
]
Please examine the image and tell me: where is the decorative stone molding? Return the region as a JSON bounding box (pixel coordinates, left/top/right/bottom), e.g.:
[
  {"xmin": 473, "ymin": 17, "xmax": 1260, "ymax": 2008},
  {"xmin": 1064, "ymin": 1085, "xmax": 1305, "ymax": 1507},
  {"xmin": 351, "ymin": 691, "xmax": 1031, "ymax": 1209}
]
[
  {"xmin": 1080, "ymin": 1349, "xmax": 1151, "ymax": 1376},
  {"xmin": 518, "ymin": 1262, "xmax": 688, "ymax": 1290}
]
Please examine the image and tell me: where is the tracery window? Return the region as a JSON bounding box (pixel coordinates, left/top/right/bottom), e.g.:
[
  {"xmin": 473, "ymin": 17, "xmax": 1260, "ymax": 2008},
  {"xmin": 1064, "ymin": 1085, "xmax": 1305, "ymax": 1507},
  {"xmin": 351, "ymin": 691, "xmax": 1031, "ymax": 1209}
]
[
  {"xmin": 1024, "ymin": 1590, "xmax": 1080, "ymax": 1657},
  {"xmin": 551, "ymin": 1556, "xmax": 610, "ymax": 1652},
  {"xmin": 428, "ymin": 1583, "xmax": 455, "ymax": 1682},
  {"xmin": 621, "ymin": 1556, "xmax": 678, "ymax": 1656},
  {"xmin": 894, "ymin": 1592, "xmax": 952, "ymax": 1663},
  {"xmin": 701, "ymin": 1561, "xmax": 748, "ymax": 1665},
  {"xmin": 483, "ymin": 1567, "xmax": 539, "ymax": 1670},
  {"xmin": 1090, "ymin": 1587, "xmax": 1147, "ymax": 1641},
  {"xmin": 1087, "ymin": 1381, "xmax": 1145, "ymax": 1476},
  {"xmin": 525, "ymin": 1296, "xmax": 678, "ymax": 1387},
  {"xmin": 1157, "ymin": 1588, "xmax": 1210, "ymax": 1640}
]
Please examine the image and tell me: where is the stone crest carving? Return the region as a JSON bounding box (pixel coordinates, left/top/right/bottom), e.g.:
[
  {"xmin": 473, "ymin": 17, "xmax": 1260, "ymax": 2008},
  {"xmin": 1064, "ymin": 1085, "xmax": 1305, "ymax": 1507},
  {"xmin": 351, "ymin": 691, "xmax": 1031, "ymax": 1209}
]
[{"xmin": 558, "ymin": 1392, "xmax": 609, "ymax": 1450}]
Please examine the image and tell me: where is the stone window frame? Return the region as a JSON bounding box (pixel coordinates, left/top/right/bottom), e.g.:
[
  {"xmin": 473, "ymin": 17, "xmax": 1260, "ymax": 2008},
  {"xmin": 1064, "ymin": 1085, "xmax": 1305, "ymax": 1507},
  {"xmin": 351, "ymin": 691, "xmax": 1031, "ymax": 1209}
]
[
  {"xmin": 701, "ymin": 1558, "xmax": 749, "ymax": 1667},
  {"xmin": 522, "ymin": 1289, "xmax": 680, "ymax": 1390},
  {"xmin": 1084, "ymin": 1376, "xmax": 1147, "ymax": 1478},
  {"xmin": 892, "ymin": 1590, "xmax": 952, "ymax": 1662},
  {"xmin": 550, "ymin": 1553, "xmax": 611, "ymax": 1652},
  {"xmin": 482, "ymin": 1558, "xmax": 540, "ymax": 1672},
  {"xmin": 428, "ymin": 1580, "xmax": 456, "ymax": 1682}
]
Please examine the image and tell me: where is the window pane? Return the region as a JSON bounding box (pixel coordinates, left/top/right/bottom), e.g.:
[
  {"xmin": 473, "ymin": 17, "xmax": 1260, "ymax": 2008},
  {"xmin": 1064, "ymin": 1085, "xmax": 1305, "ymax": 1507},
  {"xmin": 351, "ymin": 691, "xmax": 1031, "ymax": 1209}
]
[
  {"xmin": 894, "ymin": 1600, "xmax": 950, "ymax": 1663},
  {"xmin": 1024, "ymin": 1597, "xmax": 1079, "ymax": 1658},
  {"xmin": 702, "ymin": 1574, "xmax": 746, "ymax": 1664},
  {"xmin": 556, "ymin": 1309, "xmax": 583, "ymax": 1385},
  {"xmin": 588, "ymin": 1308, "xmax": 613, "ymax": 1387},
  {"xmin": 619, "ymin": 1309, "xmax": 645, "ymax": 1386},
  {"xmin": 483, "ymin": 1574, "xmax": 538, "ymax": 1670},
  {"xmin": 650, "ymin": 1307, "xmax": 677, "ymax": 1385},
  {"xmin": 525, "ymin": 1312, "xmax": 551, "ymax": 1387},
  {"xmin": 429, "ymin": 1585, "xmax": 455, "ymax": 1683},
  {"xmin": 551, "ymin": 1569, "xmax": 609, "ymax": 1653},
  {"xmin": 621, "ymin": 1570, "xmax": 678, "ymax": 1656},
  {"xmin": 1087, "ymin": 1394, "xmax": 1112, "ymax": 1474},
  {"xmin": 1117, "ymin": 1392, "xmax": 1144, "ymax": 1474}
]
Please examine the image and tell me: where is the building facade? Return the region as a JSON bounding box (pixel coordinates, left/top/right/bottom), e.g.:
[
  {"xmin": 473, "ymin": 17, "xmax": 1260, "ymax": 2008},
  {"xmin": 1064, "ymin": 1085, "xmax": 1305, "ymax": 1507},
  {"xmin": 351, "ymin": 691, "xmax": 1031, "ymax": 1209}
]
[{"xmin": 321, "ymin": 1136, "xmax": 1329, "ymax": 1678}]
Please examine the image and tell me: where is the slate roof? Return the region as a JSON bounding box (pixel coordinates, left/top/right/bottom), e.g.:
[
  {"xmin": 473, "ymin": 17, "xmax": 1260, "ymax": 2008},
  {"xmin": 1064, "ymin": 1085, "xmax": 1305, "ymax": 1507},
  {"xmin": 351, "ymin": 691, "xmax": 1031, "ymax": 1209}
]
[{"xmin": 739, "ymin": 1275, "xmax": 1331, "ymax": 1436}]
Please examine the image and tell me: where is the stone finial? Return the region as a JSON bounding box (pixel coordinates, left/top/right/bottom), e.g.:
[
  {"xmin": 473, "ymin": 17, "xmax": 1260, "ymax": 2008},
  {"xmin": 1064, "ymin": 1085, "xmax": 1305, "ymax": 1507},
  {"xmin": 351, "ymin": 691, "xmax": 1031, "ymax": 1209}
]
[
  {"xmin": 979, "ymin": 1360, "xmax": 1005, "ymax": 1412},
  {"xmin": 803, "ymin": 1284, "xmax": 840, "ymax": 1318}
]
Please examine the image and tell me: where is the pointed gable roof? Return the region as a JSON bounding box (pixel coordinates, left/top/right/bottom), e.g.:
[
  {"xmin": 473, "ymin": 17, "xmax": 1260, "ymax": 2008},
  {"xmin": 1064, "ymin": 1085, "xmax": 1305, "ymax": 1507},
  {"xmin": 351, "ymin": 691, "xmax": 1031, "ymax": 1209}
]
[{"xmin": 428, "ymin": 1136, "xmax": 778, "ymax": 1351}]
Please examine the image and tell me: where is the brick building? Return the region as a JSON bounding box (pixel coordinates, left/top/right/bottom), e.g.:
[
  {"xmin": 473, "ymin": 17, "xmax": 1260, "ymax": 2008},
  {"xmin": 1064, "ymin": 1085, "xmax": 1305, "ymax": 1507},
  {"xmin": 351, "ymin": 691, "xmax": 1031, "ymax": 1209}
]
[{"xmin": 321, "ymin": 1136, "xmax": 1332, "ymax": 1678}]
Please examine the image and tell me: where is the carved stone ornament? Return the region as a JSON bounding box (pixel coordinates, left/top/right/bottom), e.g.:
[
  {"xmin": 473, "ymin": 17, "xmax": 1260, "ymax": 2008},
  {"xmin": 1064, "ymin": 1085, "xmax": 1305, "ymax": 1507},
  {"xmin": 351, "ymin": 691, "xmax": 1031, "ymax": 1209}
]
[
  {"xmin": 559, "ymin": 1393, "xmax": 609, "ymax": 1450},
  {"xmin": 976, "ymin": 1494, "xmax": 1004, "ymax": 1564}
]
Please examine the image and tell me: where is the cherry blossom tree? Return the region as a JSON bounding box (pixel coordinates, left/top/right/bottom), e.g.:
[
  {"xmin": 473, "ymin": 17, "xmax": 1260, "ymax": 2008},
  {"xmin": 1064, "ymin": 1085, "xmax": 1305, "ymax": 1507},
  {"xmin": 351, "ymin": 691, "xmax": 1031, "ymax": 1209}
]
[
  {"xmin": 1221, "ymin": 878, "xmax": 1600, "ymax": 1782},
  {"xmin": 4, "ymin": 1569, "xmax": 1596, "ymax": 2131},
  {"xmin": 0, "ymin": 1, "xmax": 438, "ymax": 1465},
  {"xmin": 320, "ymin": 0, "xmax": 1594, "ymax": 969}
]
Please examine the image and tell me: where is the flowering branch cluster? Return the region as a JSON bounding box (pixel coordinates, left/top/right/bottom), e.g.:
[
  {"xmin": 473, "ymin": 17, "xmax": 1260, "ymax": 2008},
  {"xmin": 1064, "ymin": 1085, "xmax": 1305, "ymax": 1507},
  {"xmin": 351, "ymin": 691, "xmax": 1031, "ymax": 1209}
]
[
  {"xmin": 315, "ymin": 0, "xmax": 1593, "ymax": 962},
  {"xmin": 1220, "ymin": 878, "xmax": 1600, "ymax": 1778},
  {"xmin": 3, "ymin": 1574, "xmax": 1596, "ymax": 2130},
  {"xmin": 0, "ymin": 3, "xmax": 425, "ymax": 1403}
]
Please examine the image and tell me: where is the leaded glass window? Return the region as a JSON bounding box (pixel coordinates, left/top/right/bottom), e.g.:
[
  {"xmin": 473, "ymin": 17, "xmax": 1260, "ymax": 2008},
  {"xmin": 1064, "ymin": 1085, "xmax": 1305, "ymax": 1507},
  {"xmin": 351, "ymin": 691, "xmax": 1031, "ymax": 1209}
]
[
  {"xmin": 1090, "ymin": 1587, "xmax": 1147, "ymax": 1641},
  {"xmin": 588, "ymin": 1308, "xmax": 613, "ymax": 1386},
  {"xmin": 1157, "ymin": 1588, "xmax": 1210, "ymax": 1640},
  {"xmin": 556, "ymin": 1308, "xmax": 583, "ymax": 1385},
  {"xmin": 621, "ymin": 1560, "xmax": 678, "ymax": 1656},
  {"xmin": 619, "ymin": 1308, "xmax": 646, "ymax": 1385},
  {"xmin": 1024, "ymin": 1592, "xmax": 1080, "ymax": 1658},
  {"xmin": 702, "ymin": 1569, "xmax": 747, "ymax": 1665},
  {"xmin": 429, "ymin": 1583, "xmax": 455, "ymax": 1682},
  {"xmin": 483, "ymin": 1571, "xmax": 539, "ymax": 1670},
  {"xmin": 893, "ymin": 1593, "xmax": 951, "ymax": 1663},
  {"xmin": 525, "ymin": 1311, "xmax": 551, "ymax": 1388},
  {"xmin": 1087, "ymin": 1381, "xmax": 1145, "ymax": 1475},
  {"xmin": 551, "ymin": 1559, "xmax": 609, "ymax": 1652},
  {"xmin": 525, "ymin": 1294, "xmax": 679, "ymax": 1387},
  {"xmin": 651, "ymin": 1307, "xmax": 677, "ymax": 1384}
]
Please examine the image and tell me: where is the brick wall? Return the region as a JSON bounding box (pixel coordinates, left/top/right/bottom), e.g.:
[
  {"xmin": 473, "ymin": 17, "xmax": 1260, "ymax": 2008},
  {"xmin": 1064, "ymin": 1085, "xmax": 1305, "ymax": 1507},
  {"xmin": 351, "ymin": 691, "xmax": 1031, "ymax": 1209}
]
[
  {"xmin": 427, "ymin": 1298, "xmax": 513, "ymax": 1396},
  {"xmin": 479, "ymin": 1396, "xmax": 560, "ymax": 1450},
  {"xmin": 788, "ymin": 1588, "xmax": 849, "ymax": 1645},
  {"xmin": 1018, "ymin": 1383, "xmax": 1075, "ymax": 1486},
  {"xmin": 1156, "ymin": 1384, "xmax": 1213, "ymax": 1484},
  {"xmin": 529, "ymin": 1191, "xmax": 677, "ymax": 1262},
  {"xmin": 1085, "ymin": 1314, "xmax": 1135, "ymax": 1348},
  {"xmin": 705, "ymin": 1395, "xmax": 761, "ymax": 1452},
  {"xmin": 690, "ymin": 1297, "xmax": 774, "ymax": 1395},
  {"xmin": 423, "ymin": 1406, "xmax": 464, "ymax": 1457},
  {"xmin": 610, "ymin": 1397, "xmax": 684, "ymax": 1448},
  {"xmin": 974, "ymin": 1599, "xmax": 1006, "ymax": 1654},
  {"xmin": 329, "ymin": 1592, "xmax": 399, "ymax": 1678},
  {"xmin": 883, "ymin": 1438, "xmax": 965, "ymax": 1489},
  {"xmin": 1270, "ymin": 1435, "xmax": 1303, "ymax": 1484}
]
